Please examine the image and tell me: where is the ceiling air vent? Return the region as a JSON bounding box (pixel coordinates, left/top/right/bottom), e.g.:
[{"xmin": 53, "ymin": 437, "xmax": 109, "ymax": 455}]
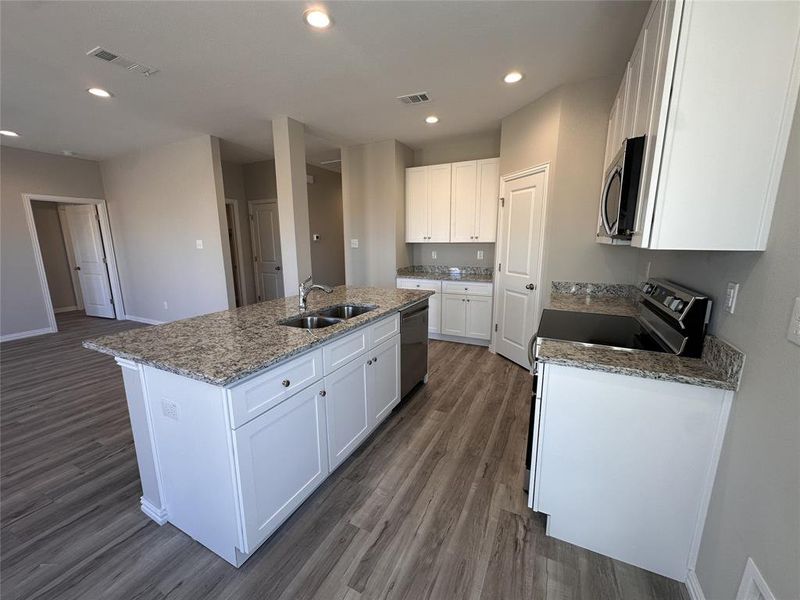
[
  {"xmin": 397, "ymin": 92, "xmax": 430, "ymax": 105},
  {"xmin": 86, "ymin": 46, "xmax": 159, "ymax": 77}
]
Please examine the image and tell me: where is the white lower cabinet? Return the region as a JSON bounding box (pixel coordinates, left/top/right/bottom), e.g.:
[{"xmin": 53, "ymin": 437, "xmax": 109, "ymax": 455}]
[
  {"xmin": 367, "ymin": 335, "xmax": 401, "ymax": 425},
  {"xmin": 396, "ymin": 278, "xmax": 440, "ymax": 334},
  {"xmin": 324, "ymin": 354, "xmax": 370, "ymax": 471},
  {"xmin": 441, "ymin": 293, "xmax": 492, "ymax": 340},
  {"xmin": 233, "ymin": 383, "xmax": 329, "ymax": 553}
]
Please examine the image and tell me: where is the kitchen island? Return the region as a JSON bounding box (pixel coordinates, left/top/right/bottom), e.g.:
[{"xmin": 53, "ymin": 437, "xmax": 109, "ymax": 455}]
[{"xmin": 84, "ymin": 286, "xmax": 432, "ymax": 566}]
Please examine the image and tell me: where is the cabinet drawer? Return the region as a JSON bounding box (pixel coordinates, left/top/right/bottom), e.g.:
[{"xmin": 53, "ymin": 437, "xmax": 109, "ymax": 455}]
[
  {"xmin": 323, "ymin": 328, "xmax": 369, "ymax": 374},
  {"xmin": 227, "ymin": 349, "xmax": 323, "ymax": 429},
  {"xmin": 396, "ymin": 278, "xmax": 441, "ymax": 293},
  {"xmin": 442, "ymin": 281, "xmax": 493, "ymax": 296},
  {"xmin": 370, "ymin": 314, "xmax": 400, "ymax": 347}
]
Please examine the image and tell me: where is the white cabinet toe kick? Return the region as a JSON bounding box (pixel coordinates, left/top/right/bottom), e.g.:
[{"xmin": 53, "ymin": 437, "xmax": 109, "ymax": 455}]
[{"xmin": 115, "ymin": 313, "xmax": 402, "ymax": 567}]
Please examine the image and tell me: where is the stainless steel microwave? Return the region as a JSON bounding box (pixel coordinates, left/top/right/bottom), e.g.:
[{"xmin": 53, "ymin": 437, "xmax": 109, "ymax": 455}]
[{"xmin": 597, "ymin": 135, "xmax": 645, "ymax": 239}]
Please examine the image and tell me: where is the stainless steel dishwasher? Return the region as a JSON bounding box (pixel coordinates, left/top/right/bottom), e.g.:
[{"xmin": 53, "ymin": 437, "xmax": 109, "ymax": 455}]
[{"xmin": 400, "ymin": 300, "xmax": 429, "ymax": 398}]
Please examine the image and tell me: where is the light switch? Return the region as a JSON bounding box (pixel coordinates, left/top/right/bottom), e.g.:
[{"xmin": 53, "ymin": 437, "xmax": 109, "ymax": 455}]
[
  {"xmin": 312, "ymin": 234, "xmax": 321, "ymax": 241},
  {"xmin": 788, "ymin": 297, "xmax": 800, "ymax": 346},
  {"xmin": 350, "ymin": 239, "xmax": 359, "ymax": 248},
  {"xmin": 477, "ymin": 250, "xmax": 484, "ymax": 260},
  {"xmin": 196, "ymin": 239, "xmax": 204, "ymax": 249},
  {"xmin": 725, "ymin": 282, "xmax": 739, "ymax": 314}
]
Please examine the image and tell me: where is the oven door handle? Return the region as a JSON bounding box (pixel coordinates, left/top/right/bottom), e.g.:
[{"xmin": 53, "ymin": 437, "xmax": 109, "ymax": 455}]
[{"xmin": 527, "ymin": 335, "xmax": 537, "ymax": 368}]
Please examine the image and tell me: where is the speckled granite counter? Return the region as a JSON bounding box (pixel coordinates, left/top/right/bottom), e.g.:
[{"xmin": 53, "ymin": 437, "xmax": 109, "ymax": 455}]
[
  {"xmin": 548, "ymin": 294, "xmax": 638, "ymax": 317},
  {"xmin": 396, "ymin": 266, "xmax": 493, "ymax": 283},
  {"xmin": 537, "ymin": 338, "xmax": 740, "ymax": 390},
  {"xmin": 84, "ymin": 286, "xmax": 432, "ymax": 386}
]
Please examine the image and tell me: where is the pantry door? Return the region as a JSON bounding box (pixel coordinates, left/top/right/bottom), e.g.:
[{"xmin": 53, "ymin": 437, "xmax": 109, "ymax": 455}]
[
  {"xmin": 493, "ymin": 168, "xmax": 548, "ymax": 368},
  {"xmin": 249, "ymin": 200, "xmax": 284, "ymax": 301}
]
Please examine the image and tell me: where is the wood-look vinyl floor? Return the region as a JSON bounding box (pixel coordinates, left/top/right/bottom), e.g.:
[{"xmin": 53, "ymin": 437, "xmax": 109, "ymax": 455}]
[{"xmin": 1, "ymin": 311, "xmax": 689, "ymax": 600}]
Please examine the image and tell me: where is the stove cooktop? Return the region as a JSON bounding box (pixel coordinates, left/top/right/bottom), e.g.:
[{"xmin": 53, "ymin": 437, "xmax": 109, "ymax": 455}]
[{"xmin": 536, "ymin": 309, "xmax": 668, "ymax": 353}]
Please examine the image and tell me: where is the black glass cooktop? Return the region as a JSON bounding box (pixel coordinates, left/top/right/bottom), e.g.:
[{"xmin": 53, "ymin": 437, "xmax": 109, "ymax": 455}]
[{"xmin": 537, "ymin": 309, "xmax": 667, "ymax": 353}]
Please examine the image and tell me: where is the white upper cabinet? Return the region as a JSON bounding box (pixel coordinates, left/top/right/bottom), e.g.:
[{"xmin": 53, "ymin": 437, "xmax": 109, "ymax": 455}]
[
  {"xmin": 610, "ymin": 0, "xmax": 800, "ymax": 251},
  {"xmin": 406, "ymin": 158, "xmax": 499, "ymax": 243}
]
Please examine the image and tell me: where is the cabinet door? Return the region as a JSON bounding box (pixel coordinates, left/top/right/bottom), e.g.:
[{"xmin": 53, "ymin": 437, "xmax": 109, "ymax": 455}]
[
  {"xmin": 427, "ymin": 164, "xmax": 452, "ymax": 242},
  {"xmin": 428, "ymin": 292, "xmax": 441, "ymax": 334},
  {"xmin": 450, "ymin": 161, "xmax": 478, "ymax": 242},
  {"xmin": 405, "ymin": 167, "xmax": 428, "ymax": 242},
  {"xmin": 465, "ymin": 295, "xmax": 493, "ymax": 340},
  {"xmin": 233, "ymin": 384, "xmax": 329, "ymax": 553},
  {"xmin": 475, "ymin": 158, "xmax": 500, "ymax": 242},
  {"xmin": 441, "ymin": 294, "xmax": 467, "ymax": 336},
  {"xmin": 367, "ymin": 335, "xmax": 401, "ymax": 425},
  {"xmin": 325, "ymin": 357, "xmax": 370, "ymax": 471},
  {"xmin": 626, "ymin": 35, "xmax": 645, "ymax": 140}
]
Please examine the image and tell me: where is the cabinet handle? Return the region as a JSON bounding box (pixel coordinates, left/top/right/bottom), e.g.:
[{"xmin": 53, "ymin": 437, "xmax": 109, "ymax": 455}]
[
  {"xmin": 367, "ymin": 360, "xmax": 373, "ymax": 365},
  {"xmin": 319, "ymin": 389, "xmax": 326, "ymax": 397},
  {"xmin": 373, "ymin": 356, "xmax": 378, "ymax": 362},
  {"xmin": 467, "ymin": 299, "xmax": 471, "ymax": 303},
  {"xmin": 282, "ymin": 379, "xmax": 290, "ymax": 387}
]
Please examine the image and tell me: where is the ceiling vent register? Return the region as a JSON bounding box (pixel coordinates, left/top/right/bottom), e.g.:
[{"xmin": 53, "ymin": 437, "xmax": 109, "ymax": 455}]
[
  {"xmin": 86, "ymin": 46, "xmax": 159, "ymax": 77},
  {"xmin": 397, "ymin": 92, "xmax": 430, "ymax": 105}
]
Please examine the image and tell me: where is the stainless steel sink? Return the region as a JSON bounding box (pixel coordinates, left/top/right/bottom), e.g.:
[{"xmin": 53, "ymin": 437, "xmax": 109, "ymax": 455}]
[
  {"xmin": 316, "ymin": 304, "xmax": 377, "ymax": 319},
  {"xmin": 281, "ymin": 315, "xmax": 343, "ymax": 329}
]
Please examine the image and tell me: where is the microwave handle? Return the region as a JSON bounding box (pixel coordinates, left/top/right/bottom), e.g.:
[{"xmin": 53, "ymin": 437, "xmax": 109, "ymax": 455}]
[{"xmin": 600, "ymin": 167, "xmax": 620, "ymax": 236}]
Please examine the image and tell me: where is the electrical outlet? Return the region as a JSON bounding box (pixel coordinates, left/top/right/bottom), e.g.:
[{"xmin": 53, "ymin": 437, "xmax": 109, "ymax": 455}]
[
  {"xmin": 788, "ymin": 297, "xmax": 800, "ymax": 346},
  {"xmin": 161, "ymin": 399, "xmax": 179, "ymax": 421},
  {"xmin": 163, "ymin": 301, "xmax": 168, "ymax": 310},
  {"xmin": 350, "ymin": 239, "xmax": 359, "ymax": 248},
  {"xmin": 644, "ymin": 261, "xmax": 651, "ymax": 280},
  {"xmin": 725, "ymin": 282, "xmax": 740, "ymax": 314},
  {"xmin": 196, "ymin": 239, "xmax": 204, "ymax": 249},
  {"xmin": 431, "ymin": 250, "xmax": 437, "ymax": 260},
  {"xmin": 477, "ymin": 250, "xmax": 484, "ymax": 260}
]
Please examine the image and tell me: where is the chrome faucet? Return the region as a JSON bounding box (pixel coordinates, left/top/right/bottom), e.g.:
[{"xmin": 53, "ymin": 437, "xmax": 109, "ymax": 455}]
[{"xmin": 299, "ymin": 275, "xmax": 333, "ymax": 311}]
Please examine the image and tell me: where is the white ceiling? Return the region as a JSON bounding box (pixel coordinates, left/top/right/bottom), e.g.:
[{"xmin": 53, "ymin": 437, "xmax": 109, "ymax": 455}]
[{"xmin": 0, "ymin": 1, "xmax": 648, "ymax": 164}]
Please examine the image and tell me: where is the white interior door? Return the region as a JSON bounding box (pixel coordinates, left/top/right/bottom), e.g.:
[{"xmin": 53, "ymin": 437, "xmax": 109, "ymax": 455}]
[
  {"xmin": 64, "ymin": 204, "xmax": 115, "ymax": 318},
  {"xmin": 249, "ymin": 201, "xmax": 284, "ymax": 301},
  {"xmin": 494, "ymin": 171, "xmax": 547, "ymax": 368}
]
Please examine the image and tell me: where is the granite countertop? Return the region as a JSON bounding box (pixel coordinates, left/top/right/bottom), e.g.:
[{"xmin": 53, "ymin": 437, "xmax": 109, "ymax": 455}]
[
  {"xmin": 548, "ymin": 293, "xmax": 638, "ymax": 317},
  {"xmin": 84, "ymin": 286, "xmax": 433, "ymax": 387},
  {"xmin": 396, "ymin": 266, "xmax": 493, "ymax": 283},
  {"xmin": 536, "ymin": 339, "xmax": 739, "ymax": 391}
]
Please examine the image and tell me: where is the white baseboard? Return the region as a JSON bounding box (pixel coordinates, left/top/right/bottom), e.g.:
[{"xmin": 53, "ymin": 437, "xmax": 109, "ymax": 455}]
[
  {"xmin": 429, "ymin": 332, "xmax": 490, "ymax": 347},
  {"xmin": 53, "ymin": 305, "xmax": 80, "ymax": 314},
  {"xmin": 140, "ymin": 497, "xmax": 168, "ymax": 525},
  {"xmin": 124, "ymin": 315, "xmax": 164, "ymax": 325},
  {"xmin": 686, "ymin": 570, "xmax": 706, "ymax": 600},
  {"xmin": 0, "ymin": 326, "xmax": 55, "ymax": 342}
]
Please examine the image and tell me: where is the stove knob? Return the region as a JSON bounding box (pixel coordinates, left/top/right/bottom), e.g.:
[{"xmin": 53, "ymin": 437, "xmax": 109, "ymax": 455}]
[
  {"xmin": 674, "ymin": 300, "xmax": 685, "ymax": 312},
  {"xmin": 663, "ymin": 295, "xmax": 674, "ymax": 306}
]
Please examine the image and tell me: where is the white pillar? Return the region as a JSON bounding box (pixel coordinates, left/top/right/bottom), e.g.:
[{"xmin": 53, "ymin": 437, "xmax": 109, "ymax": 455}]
[{"xmin": 272, "ymin": 116, "xmax": 312, "ymax": 294}]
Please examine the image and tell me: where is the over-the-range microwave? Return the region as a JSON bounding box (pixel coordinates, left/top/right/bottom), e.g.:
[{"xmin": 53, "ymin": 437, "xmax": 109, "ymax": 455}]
[{"xmin": 597, "ymin": 135, "xmax": 645, "ymax": 240}]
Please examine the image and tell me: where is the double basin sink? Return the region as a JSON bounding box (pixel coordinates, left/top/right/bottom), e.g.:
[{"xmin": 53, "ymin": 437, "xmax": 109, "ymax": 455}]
[{"xmin": 281, "ymin": 304, "xmax": 377, "ymax": 330}]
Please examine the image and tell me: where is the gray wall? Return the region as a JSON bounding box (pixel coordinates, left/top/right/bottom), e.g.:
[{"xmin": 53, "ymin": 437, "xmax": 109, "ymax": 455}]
[
  {"xmin": 101, "ymin": 135, "xmax": 231, "ymax": 322},
  {"xmin": 0, "ymin": 147, "xmax": 105, "ymax": 337},
  {"xmin": 411, "ymin": 243, "xmax": 495, "ymax": 269},
  {"xmin": 500, "ymin": 78, "xmax": 639, "ymax": 293},
  {"xmin": 341, "ymin": 139, "xmax": 413, "ymax": 287},
  {"xmin": 307, "ymin": 164, "xmax": 346, "ymax": 286},
  {"xmin": 637, "ymin": 100, "xmax": 800, "ymax": 600},
  {"xmin": 413, "ymin": 130, "xmax": 501, "ymax": 167},
  {"xmin": 242, "ymin": 159, "xmax": 278, "ymax": 200},
  {"xmin": 31, "ymin": 201, "xmax": 76, "ymax": 310}
]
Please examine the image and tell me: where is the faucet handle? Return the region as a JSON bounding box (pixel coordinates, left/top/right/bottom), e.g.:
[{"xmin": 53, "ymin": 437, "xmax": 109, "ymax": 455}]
[{"xmin": 301, "ymin": 275, "xmax": 313, "ymax": 288}]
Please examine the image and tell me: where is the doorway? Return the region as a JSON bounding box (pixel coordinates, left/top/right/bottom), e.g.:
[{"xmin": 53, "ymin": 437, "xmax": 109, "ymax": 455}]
[
  {"xmin": 492, "ymin": 165, "xmax": 549, "ymax": 368},
  {"xmin": 22, "ymin": 194, "xmax": 125, "ymax": 332},
  {"xmin": 248, "ymin": 200, "xmax": 284, "ymax": 301},
  {"xmin": 225, "ymin": 199, "xmax": 246, "ymax": 307}
]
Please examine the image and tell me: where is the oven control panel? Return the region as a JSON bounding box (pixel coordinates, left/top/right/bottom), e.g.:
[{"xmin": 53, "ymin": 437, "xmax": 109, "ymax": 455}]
[{"xmin": 639, "ymin": 280, "xmax": 694, "ymax": 319}]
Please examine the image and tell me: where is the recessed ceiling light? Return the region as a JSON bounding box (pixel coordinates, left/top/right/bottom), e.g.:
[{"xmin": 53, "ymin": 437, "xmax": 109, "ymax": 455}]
[
  {"xmin": 0, "ymin": 130, "xmax": 20, "ymax": 137},
  {"xmin": 503, "ymin": 71, "xmax": 524, "ymax": 84},
  {"xmin": 87, "ymin": 87, "xmax": 113, "ymax": 98},
  {"xmin": 425, "ymin": 115, "xmax": 439, "ymax": 124},
  {"xmin": 304, "ymin": 8, "xmax": 331, "ymax": 29}
]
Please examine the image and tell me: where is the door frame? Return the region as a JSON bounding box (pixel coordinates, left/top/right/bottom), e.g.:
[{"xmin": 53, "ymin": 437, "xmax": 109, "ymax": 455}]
[
  {"xmin": 489, "ymin": 163, "xmax": 550, "ymax": 358},
  {"xmin": 225, "ymin": 198, "xmax": 247, "ymax": 307},
  {"xmin": 21, "ymin": 193, "xmax": 126, "ymax": 333}
]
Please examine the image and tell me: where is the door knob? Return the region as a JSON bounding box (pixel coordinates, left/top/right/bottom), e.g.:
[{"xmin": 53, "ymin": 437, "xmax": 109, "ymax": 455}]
[
  {"xmin": 525, "ymin": 283, "xmax": 535, "ymax": 290},
  {"xmin": 275, "ymin": 266, "xmax": 281, "ymax": 271},
  {"xmin": 74, "ymin": 266, "xmax": 81, "ymax": 271}
]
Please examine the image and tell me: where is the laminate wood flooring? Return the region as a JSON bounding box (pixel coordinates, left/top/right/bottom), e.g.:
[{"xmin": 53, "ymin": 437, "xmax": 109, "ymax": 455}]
[{"xmin": 1, "ymin": 312, "xmax": 690, "ymax": 600}]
